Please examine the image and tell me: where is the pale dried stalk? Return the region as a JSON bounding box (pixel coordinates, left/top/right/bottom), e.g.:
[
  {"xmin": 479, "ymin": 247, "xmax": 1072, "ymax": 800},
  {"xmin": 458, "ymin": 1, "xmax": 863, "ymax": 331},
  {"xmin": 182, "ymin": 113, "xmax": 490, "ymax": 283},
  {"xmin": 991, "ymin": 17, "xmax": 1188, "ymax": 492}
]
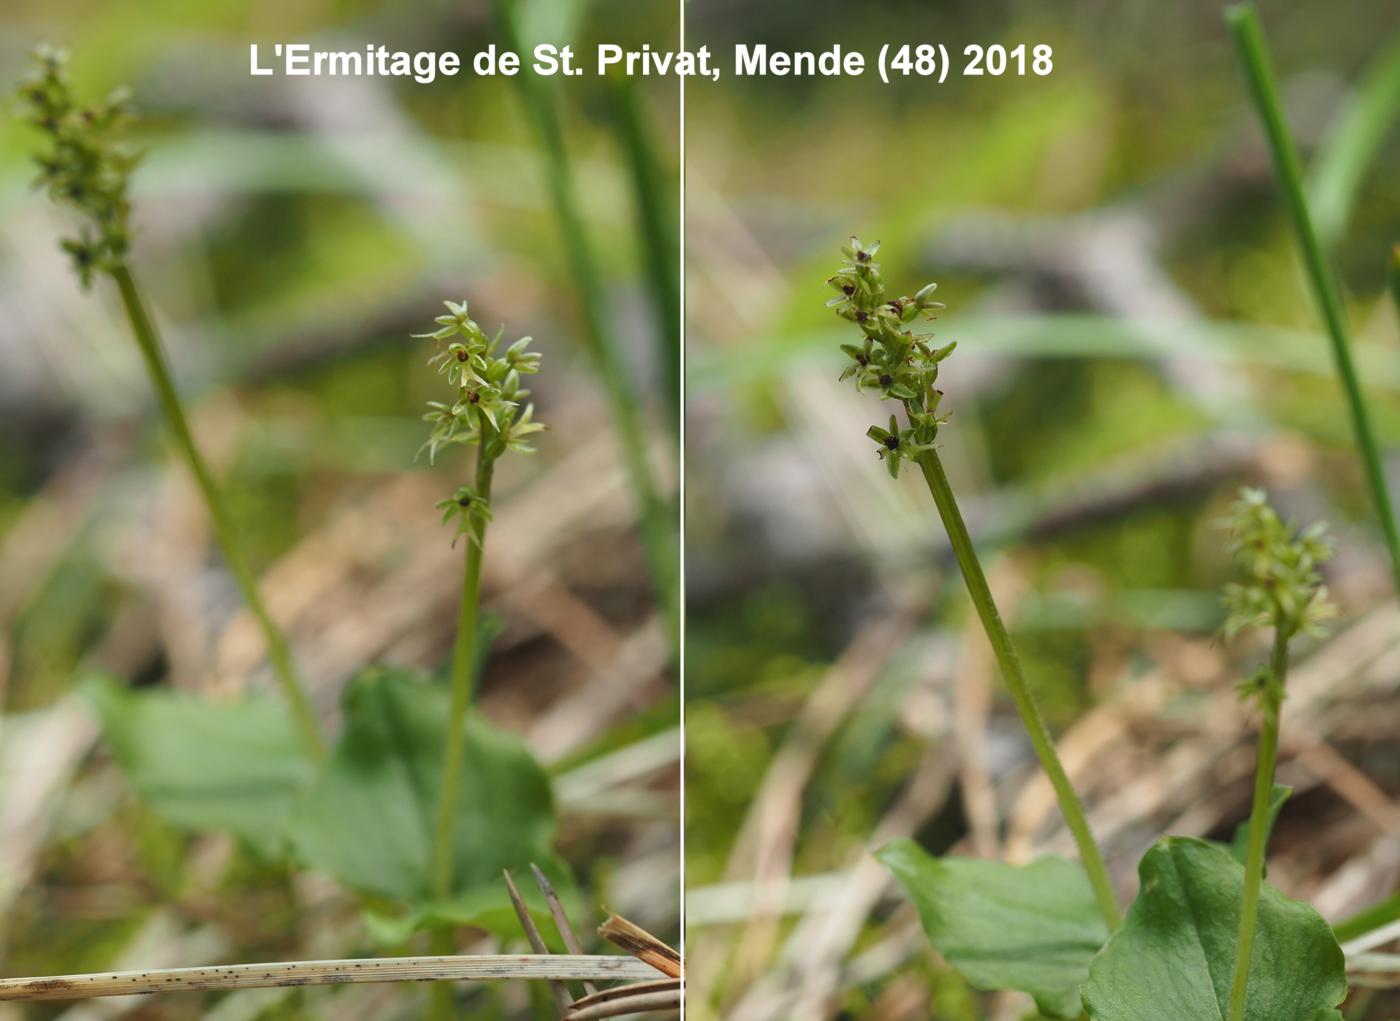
[
  {"xmin": 0, "ymin": 955, "xmax": 657, "ymax": 1002},
  {"xmin": 565, "ymin": 980, "xmax": 683, "ymax": 1020},
  {"xmin": 530, "ymin": 863, "xmax": 599, "ymax": 997},
  {"xmin": 1346, "ymin": 953, "xmax": 1400, "ymax": 989},
  {"xmin": 598, "ymin": 915, "xmax": 683, "ymax": 979},
  {"xmin": 503, "ymin": 868, "xmax": 574, "ymax": 1014}
]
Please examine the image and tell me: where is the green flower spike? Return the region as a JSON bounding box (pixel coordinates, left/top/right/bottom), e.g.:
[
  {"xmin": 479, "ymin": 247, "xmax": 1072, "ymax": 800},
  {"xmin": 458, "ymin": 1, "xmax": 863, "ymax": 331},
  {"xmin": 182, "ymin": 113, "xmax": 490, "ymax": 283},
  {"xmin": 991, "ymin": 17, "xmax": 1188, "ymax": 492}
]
[
  {"xmin": 1222, "ymin": 487, "xmax": 1336, "ymax": 647},
  {"xmin": 418, "ymin": 299, "xmax": 546, "ymax": 541},
  {"xmin": 17, "ymin": 45, "xmax": 139, "ymax": 287},
  {"xmin": 832, "ymin": 237, "xmax": 951, "ymax": 478}
]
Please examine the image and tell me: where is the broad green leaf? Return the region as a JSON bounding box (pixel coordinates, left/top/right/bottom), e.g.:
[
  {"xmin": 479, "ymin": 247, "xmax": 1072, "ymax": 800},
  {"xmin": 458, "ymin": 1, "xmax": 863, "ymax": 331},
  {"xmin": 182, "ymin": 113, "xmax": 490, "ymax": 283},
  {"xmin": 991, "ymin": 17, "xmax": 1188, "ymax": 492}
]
[
  {"xmin": 361, "ymin": 856, "xmax": 577, "ymax": 946},
  {"xmin": 1082, "ymin": 837, "xmax": 1345, "ymax": 1021},
  {"xmin": 288, "ymin": 666, "xmax": 558, "ymax": 906},
  {"xmin": 1227, "ymin": 784, "xmax": 1291, "ymax": 867},
  {"xmin": 84, "ymin": 676, "xmax": 314, "ymax": 855},
  {"xmin": 878, "ymin": 839, "xmax": 1109, "ymax": 1019}
]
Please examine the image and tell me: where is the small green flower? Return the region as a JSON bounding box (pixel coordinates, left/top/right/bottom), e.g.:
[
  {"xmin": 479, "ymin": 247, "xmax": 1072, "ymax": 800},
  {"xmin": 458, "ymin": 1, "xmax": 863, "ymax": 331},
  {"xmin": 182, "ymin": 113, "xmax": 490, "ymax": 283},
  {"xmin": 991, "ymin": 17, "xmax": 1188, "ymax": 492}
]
[
  {"xmin": 867, "ymin": 414, "xmax": 936, "ymax": 479},
  {"xmin": 435, "ymin": 485, "xmax": 495, "ymax": 548},
  {"xmin": 500, "ymin": 403, "xmax": 545, "ymax": 455}
]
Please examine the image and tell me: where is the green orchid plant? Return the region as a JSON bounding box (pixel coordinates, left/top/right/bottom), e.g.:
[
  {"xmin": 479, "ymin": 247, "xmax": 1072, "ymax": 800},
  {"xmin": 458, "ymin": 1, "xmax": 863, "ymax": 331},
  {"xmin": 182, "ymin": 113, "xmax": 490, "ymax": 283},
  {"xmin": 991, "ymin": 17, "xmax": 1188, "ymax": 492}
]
[
  {"xmin": 1221, "ymin": 489, "xmax": 1336, "ymax": 1021},
  {"xmin": 18, "ymin": 46, "xmax": 325, "ymax": 758},
  {"xmin": 416, "ymin": 299, "xmax": 546, "ymax": 906},
  {"xmin": 837, "ymin": 239, "xmax": 1355, "ymax": 1020},
  {"xmin": 415, "ymin": 300, "xmax": 550, "ymax": 1018}
]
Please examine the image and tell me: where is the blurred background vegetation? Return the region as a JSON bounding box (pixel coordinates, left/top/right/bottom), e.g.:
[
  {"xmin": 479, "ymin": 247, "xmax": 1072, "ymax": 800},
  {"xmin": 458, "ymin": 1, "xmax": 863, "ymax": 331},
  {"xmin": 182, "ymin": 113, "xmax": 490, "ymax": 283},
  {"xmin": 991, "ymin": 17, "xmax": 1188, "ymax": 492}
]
[
  {"xmin": 682, "ymin": 1, "xmax": 1400, "ymax": 1018},
  {"xmin": 0, "ymin": 1, "xmax": 679, "ymax": 1018}
]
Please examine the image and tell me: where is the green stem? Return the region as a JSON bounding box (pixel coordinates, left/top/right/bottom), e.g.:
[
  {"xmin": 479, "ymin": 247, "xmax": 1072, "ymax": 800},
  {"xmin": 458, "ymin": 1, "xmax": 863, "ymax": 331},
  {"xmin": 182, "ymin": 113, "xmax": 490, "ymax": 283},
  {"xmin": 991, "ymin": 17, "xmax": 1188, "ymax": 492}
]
[
  {"xmin": 916, "ymin": 451, "xmax": 1121, "ymax": 931},
  {"xmin": 495, "ymin": 0, "xmax": 679, "ymax": 661},
  {"xmin": 110, "ymin": 264, "xmax": 325, "ymax": 760},
  {"xmin": 1389, "ymin": 245, "xmax": 1400, "ymax": 320},
  {"xmin": 1334, "ymin": 890, "xmax": 1400, "ymax": 944},
  {"xmin": 425, "ymin": 440, "xmax": 497, "ymax": 1021},
  {"xmin": 1226, "ymin": 4, "xmax": 1400, "ymax": 598},
  {"xmin": 430, "ymin": 445, "xmax": 497, "ymax": 901},
  {"xmin": 1227, "ymin": 626, "xmax": 1291, "ymax": 1021},
  {"xmin": 611, "ymin": 75, "xmax": 682, "ymax": 439}
]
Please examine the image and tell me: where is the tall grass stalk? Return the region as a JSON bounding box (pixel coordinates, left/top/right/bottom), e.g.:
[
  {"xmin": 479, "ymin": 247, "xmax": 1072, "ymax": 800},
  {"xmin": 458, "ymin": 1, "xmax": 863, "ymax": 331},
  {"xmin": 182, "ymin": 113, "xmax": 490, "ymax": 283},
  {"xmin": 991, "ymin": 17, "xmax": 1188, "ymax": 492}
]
[
  {"xmin": 1333, "ymin": 890, "xmax": 1400, "ymax": 944},
  {"xmin": 1226, "ymin": 4, "xmax": 1400, "ymax": 597},
  {"xmin": 612, "ymin": 75, "xmax": 682, "ymax": 438},
  {"xmin": 494, "ymin": 0, "xmax": 679, "ymax": 656}
]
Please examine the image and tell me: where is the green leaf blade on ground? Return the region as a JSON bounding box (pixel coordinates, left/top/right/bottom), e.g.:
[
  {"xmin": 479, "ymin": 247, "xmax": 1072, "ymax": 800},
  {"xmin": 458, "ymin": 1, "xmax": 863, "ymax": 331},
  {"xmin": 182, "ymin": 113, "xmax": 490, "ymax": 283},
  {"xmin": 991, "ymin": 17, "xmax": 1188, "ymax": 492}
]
[
  {"xmin": 84, "ymin": 676, "xmax": 314, "ymax": 856},
  {"xmin": 287, "ymin": 665, "xmax": 558, "ymax": 908},
  {"xmin": 1082, "ymin": 837, "xmax": 1345, "ymax": 1021},
  {"xmin": 878, "ymin": 838, "xmax": 1110, "ymax": 1019},
  {"xmin": 362, "ymin": 855, "xmax": 579, "ymax": 946}
]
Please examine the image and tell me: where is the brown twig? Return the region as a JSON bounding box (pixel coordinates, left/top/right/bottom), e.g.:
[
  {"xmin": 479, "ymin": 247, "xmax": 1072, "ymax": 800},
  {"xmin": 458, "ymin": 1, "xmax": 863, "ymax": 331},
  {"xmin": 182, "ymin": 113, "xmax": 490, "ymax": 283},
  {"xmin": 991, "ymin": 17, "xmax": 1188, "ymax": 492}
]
[
  {"xmin": 503, "ymin": 868, "xmax": 574, "ymax": 1015},
  {"xmin": 597, "ymin": 915, "xmax": 682, "ymax": 980},
  {"xmin": 530, "ymin": 863, "xmax": 598, "ymax": 997}
]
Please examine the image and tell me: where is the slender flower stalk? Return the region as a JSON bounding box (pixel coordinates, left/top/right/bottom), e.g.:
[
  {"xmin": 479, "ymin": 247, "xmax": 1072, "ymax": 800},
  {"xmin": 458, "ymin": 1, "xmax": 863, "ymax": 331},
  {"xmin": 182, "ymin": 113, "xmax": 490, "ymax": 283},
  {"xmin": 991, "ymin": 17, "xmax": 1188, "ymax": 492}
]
[
  {"xmin": 1221, "ymin": 488, "xmax": 1336, "ymax": 1021},
  {"xmin": 494, "ymin": 0, "xmax": 679, "ymax": 660},
  {"xmin": 830, "ymin": 238, "xmax": 1121, "ymax": 931},
  {"xmin": 1225, "ymin": 5, "xmax": 1400, "ymax": 598},
  {"xmin": 17, "ymin": 48, "xmax": 325, "ymax": 760}
]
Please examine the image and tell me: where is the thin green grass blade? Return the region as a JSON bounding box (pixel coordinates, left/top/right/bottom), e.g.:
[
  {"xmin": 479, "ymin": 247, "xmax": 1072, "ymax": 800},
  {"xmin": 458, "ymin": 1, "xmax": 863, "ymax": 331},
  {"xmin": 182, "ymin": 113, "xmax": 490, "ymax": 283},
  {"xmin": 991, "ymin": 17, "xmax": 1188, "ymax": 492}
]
[
  {"xmin": 1333, "ymin": 891, "xmax": 1400, "ymax": 944},
  {"xmin": 611, "ymin": 76, "xmax": 681, "ymax": 438},
  {"xmin": 1307, "ymin": 29, "xmax": 1400, "ymax": 250},
  {"xmin": 493, "ymin": 0, "xmax": 679, "ymax": 658},
  {"xmin": 1225, "ymin": 3, "xmax": 1400, "ymax": 597}
]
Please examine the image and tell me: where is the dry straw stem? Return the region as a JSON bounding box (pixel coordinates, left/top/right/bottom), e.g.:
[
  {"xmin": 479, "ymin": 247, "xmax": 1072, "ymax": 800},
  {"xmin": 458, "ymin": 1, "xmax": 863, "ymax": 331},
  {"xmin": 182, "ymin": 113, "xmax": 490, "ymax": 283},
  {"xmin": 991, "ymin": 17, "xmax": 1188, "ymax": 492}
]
[
  {"xmin": 0, "ymin": 955, "xmax": 658, "ymax": 1002},
  {"xmin": 564, "ymin": 979, "xmax": 683, "ymax": 1019},
  {"xmin": 598, "ymin": 914, "xmax": 683, "ymax": 979},
  {"xmin": 530, "ymin": 862, "xmax": 599, "ymax": 996},
  {"xmin": 503, "ymin": 868, "xmax": 574, "ymax": 1014}
]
